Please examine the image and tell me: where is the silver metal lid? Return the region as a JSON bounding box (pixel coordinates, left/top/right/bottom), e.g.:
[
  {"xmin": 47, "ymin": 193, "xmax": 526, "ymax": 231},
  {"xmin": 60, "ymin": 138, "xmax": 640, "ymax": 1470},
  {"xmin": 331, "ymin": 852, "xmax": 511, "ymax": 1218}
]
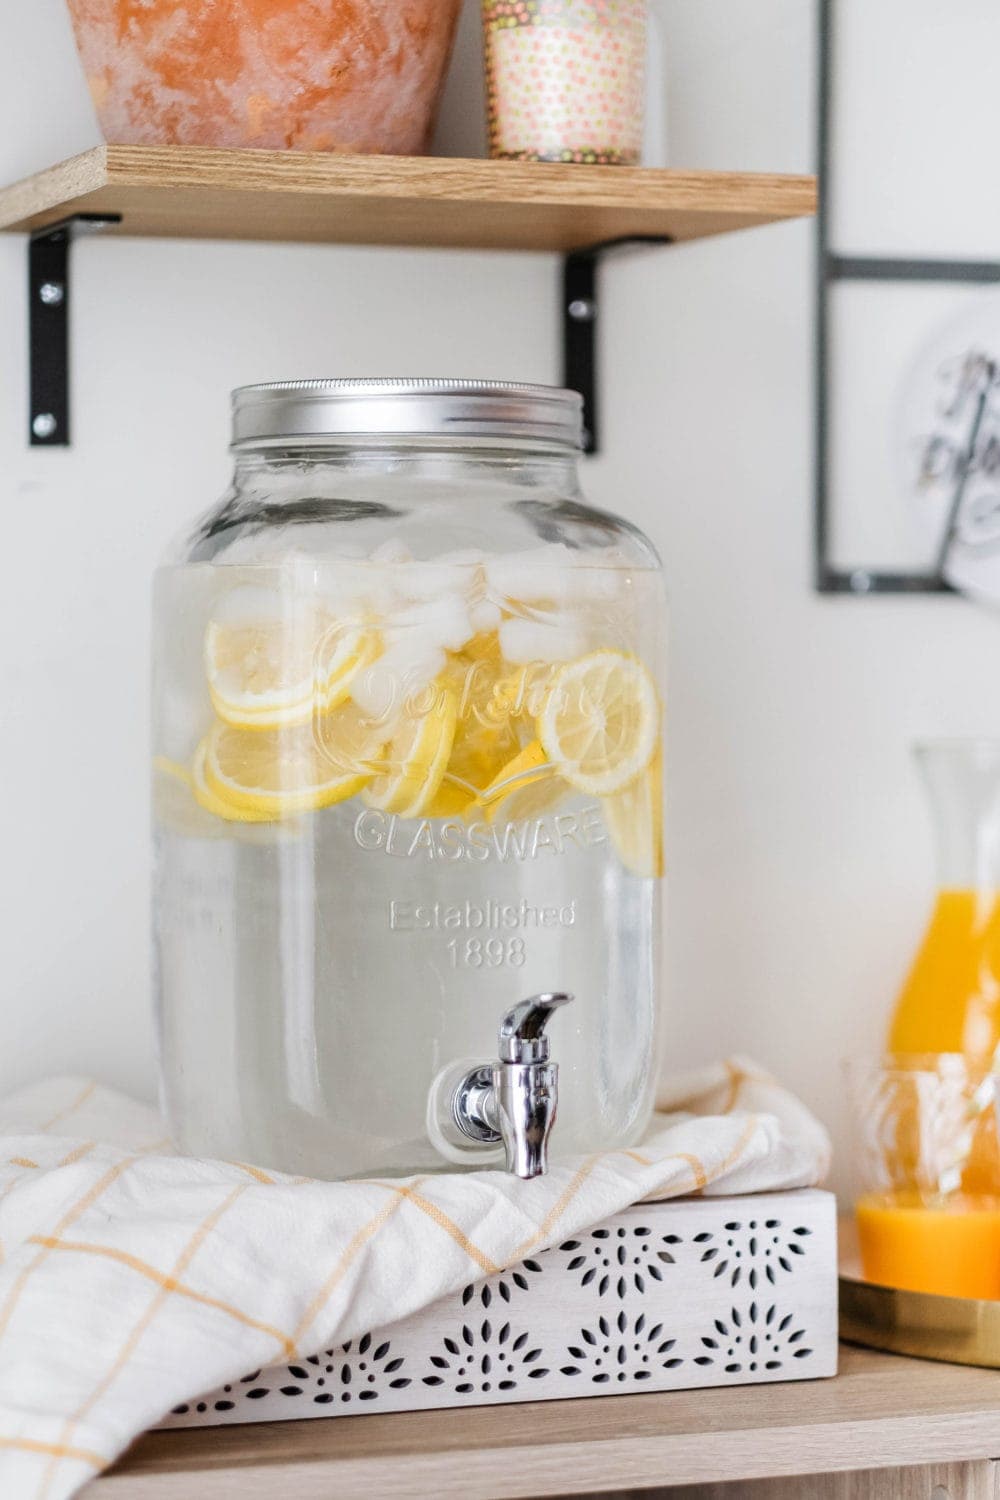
[{"xmin": 230, "ymin": 379, "xmax": 584, "ymax": 451}]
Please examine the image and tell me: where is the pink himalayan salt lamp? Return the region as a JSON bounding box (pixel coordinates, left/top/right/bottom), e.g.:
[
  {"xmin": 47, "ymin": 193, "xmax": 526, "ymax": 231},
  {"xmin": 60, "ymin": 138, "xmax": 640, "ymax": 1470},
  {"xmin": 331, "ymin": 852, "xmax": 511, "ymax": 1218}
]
[{"xmin": 64, "ymin": 0, "xmax": 463, "ymax": 154}]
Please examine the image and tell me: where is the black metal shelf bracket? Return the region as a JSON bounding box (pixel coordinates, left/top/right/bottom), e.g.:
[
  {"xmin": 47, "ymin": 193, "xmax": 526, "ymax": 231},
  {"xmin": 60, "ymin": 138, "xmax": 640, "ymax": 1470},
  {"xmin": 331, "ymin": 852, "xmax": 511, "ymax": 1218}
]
[
  {"xmin": 563, "ymin": 236, "xmax": 672, "ymax": 455},
  {"xmin": 29, "ymin": 213, "xmax": 121, "ymax": 448},
  {"xmin": 28, "ymin": 220, "xmax": 660, "ymax": 452}
]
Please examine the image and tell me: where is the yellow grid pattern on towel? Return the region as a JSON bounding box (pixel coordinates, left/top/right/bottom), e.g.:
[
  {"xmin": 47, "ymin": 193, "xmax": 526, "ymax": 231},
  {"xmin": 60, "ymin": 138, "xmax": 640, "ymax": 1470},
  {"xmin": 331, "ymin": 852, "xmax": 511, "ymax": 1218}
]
[
  {"xmin": 0, "ymin": 1061, "xmax": 829, "ymax": 1500},
  {"xmin": 35, "ymin": 1185, "xmax": 249, "ymax": 1500}
]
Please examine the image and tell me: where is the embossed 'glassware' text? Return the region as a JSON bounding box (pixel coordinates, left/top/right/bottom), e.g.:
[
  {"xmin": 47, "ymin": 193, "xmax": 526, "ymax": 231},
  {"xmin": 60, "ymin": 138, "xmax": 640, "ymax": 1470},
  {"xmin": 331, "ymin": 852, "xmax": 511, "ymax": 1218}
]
[{"xmin": 152, "ymin": 381, "xmax": 666, "ymax": 1178}]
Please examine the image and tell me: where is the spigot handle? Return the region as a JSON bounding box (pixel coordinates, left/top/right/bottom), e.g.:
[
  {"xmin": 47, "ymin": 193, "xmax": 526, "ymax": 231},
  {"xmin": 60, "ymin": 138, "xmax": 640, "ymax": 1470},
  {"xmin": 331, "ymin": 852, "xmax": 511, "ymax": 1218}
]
[
  {"xmin": 442, "ymin": 993, "xmax": 575, "ymax": 1177},
  {"xmin": 498, "ymin": 992, "xmax": 573, "ymax": 1063}
]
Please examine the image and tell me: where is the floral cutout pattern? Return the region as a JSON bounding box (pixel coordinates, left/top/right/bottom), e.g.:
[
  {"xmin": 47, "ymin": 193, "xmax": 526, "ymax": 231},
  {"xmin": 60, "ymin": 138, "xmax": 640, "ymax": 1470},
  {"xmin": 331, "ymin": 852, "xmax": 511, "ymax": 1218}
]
[
  {"xmin": 171, "ymin": 1368, "xmax": 267, "ymax": 1416},
  {"xmin": 559, "ymin": 1225, "xmax": 680, "ymax": 1299},
  {"xmin": 172, "ymin": 1336, "xmax": 411, "ymax": 1413},
  {"xmin": 283, "ymin": 1336, "xmax": 411, "ymax": 1405},
  {"xmin": 561, "ymin": 1310, "xmax": 681, "ymax": 1385},
  {"xmin": 461, "ymin": 1259, "xmax": 544, "ymax": 1309},
  {"xmin": 164, "ymin": 1200, "xmax": 832, "ymax": 1425},
  {"xmin": 691, "ymin": 1217, "xmax": 813, "ymax": 1290},
  {"xmin": 422, "ymin": 1318, "xmax": 549, "ymax": 1394},
  {"xmin": 694, "ymin": 1302, "xmax": 813, "ymax": 1375}
]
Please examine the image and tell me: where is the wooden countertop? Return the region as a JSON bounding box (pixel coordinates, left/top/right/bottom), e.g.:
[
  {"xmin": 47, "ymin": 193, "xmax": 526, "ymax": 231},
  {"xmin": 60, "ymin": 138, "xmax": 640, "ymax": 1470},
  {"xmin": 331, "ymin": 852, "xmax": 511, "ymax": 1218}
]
[{"xmin": 92, "ymin": 1344, "xmax": 1000, "ymax": 1498}]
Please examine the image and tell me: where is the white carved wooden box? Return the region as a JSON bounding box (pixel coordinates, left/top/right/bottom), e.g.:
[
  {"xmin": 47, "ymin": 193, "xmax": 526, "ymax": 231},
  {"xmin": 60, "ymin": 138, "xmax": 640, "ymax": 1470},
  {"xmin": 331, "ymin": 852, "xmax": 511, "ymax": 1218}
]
[{"xmin": 161, "ymin": 1189, "xmax": 837, "ymax": 1429}]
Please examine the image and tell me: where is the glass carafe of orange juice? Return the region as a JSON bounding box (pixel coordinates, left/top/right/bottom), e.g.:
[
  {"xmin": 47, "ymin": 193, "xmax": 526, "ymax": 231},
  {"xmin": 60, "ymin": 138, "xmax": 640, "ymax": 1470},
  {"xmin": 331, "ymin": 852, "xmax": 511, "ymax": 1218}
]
[
  {"xmin": 856, "ymin": 742, "xmax": 1000, "ymax": 1289},
  {"xmin": 889, "ymin": 741, "xmax": 1000, "ymax": 1062}
]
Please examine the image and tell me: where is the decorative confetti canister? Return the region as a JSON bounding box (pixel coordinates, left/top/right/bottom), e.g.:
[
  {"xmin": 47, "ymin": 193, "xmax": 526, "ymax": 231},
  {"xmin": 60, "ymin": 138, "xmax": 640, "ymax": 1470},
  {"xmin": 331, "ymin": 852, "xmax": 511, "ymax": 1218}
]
[{"xmin": 483, "ymin": 0, "xmax": 646, "ymax": 165}]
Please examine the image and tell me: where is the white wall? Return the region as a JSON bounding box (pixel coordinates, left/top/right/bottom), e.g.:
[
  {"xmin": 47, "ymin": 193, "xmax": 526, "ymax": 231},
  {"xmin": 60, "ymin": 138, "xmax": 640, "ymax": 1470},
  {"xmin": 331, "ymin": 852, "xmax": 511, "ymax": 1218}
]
[{"xmin": 2, "ymin": 0, "xmax": 996, "ymax": 1194}]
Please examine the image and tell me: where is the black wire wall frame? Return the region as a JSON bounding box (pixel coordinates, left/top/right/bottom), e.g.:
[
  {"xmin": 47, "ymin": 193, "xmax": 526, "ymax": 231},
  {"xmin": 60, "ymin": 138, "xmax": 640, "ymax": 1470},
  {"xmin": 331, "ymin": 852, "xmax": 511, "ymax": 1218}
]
[{"xmin": 815, "ymin": 0, "xmax": 1000, "ymax": 595}]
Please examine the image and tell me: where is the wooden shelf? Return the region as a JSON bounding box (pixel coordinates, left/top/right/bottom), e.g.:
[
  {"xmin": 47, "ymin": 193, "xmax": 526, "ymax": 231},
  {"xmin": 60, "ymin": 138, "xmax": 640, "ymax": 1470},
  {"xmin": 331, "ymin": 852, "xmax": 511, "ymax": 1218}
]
[
  {"xmin": 0, "ymin": 145, "xmax": 816, "ymax": 253},
  {"xmin": 92, "ymin": 1346, "xmax": 1000, "ymax": 1497}
]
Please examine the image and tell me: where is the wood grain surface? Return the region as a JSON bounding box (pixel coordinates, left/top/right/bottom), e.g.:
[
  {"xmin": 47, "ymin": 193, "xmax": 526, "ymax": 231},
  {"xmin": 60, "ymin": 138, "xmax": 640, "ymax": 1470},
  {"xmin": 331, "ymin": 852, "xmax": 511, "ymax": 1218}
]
[
  {"xmin": 0, "ymin": 145, "xmax": 816, "ymax": 251},
  {"xmin": 664, "ymin": 1460, "xmax": 999, "ymax": 1499},
  {"xmin": 91, "ymin": 1345, "xmax": 1000, "ymax": 1498}
]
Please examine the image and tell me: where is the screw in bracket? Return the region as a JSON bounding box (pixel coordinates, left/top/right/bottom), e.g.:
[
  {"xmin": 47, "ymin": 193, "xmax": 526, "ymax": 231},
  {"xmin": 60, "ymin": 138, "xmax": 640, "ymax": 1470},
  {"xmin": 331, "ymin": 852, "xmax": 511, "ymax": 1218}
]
[{"xmin": 32, "ymin": 413, "xmax": 58, "ymax": 440}]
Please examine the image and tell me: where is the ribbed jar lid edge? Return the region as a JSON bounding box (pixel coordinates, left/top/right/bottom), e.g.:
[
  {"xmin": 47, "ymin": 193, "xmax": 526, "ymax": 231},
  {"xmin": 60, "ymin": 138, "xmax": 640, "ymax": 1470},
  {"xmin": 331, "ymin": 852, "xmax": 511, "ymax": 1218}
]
[{"xmin": 230, "ymin": 379, "xmax": 584, "ymax": 450}]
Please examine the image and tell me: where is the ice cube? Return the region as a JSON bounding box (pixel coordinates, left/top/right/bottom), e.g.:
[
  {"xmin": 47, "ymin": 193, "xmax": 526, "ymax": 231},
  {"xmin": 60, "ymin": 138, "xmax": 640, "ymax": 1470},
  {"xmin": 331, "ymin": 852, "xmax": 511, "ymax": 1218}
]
[
  {"xmin": 576, "ymin": 567, "xmax": 624, "ymax": 602},
  {"xmin": 317, "ymin": 563, "xmax": 369, "ymax": 622},
  {"xmin": 499, "ymin": 617, "xmax": 586, "ymax": 665},
  {"xmin": 486, "ymin": 544, "xmax": 626, "ymax": 608},
  {"xmin": 386, "ymin": 596, "xmax": 474, "ymax": 652},
  {"xmin": 350, "ymin": 641, "xmax": 446, "ymax": 724},
  {"xmin": 486, "ymin": 544, "xmax": 565, "ymax": 601},
  {"xmin": 368, "ymin": 538, "xmax": 413, "ymax": 565},
  {"xmin": 208, "ymin": 584, "xmax": 288, "ymax": 628},
  {"xmin": 400, "ymin": 554, "xmax": 485, "ymax": 604},
  {"xmin": 469, "ymin": 600, "xmax": 502, "ymax": 635},
  {"xmin": 400, "ymin": 565, "xmax": 465, "ymax": 602}
]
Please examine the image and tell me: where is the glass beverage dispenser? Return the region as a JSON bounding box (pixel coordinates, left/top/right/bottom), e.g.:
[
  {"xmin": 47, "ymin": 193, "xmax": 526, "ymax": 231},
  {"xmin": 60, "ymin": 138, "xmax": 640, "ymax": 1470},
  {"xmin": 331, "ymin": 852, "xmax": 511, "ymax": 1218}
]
[{"xmin": 153, "ymin": 380, "xmax": 666, "ymax": 1180}]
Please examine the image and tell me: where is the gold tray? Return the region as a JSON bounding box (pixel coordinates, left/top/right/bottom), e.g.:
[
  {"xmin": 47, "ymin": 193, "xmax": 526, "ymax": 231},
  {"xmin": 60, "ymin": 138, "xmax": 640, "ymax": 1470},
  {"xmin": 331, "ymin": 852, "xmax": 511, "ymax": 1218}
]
[{"xmin": 839, "ymin": 1218, "xmax": 1000, "ymax": 1367}]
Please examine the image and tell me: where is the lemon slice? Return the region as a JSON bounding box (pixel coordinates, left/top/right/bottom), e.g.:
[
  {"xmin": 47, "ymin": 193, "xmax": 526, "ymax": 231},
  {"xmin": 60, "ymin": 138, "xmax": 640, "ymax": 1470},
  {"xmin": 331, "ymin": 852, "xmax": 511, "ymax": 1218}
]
[
  {"xmin": 602, "ymin": 744, "xmax": 664, "ymax": 877},
  {"xmin": 446, "ymin": 715, "xmax": 521, "ymax": 799},
  {"xmin": 362, "ymin": 681, "xmax": 458, "ymax": 819},
  {"xmin": 205, "ymin": 590, "xmax": 377, "ymax": 730},
  {"xmin": 423, "ymin": 776, "xmax": 478, "ymax": 819},
  {"xmin": 155, "ymin": 752, "xmax": 303, "ymax": 839},
  {"xmin": 485, "ymin": 662, "xmax": 557, "ymax": 729},
  {"xmin": 481, "ymin": 740, "xmax": 566, "ymax": 822},
  {"xmin": 537, "ymin": 650, "xmax": 658, "ymax": 796},
  {"xmin": 458, "ymin": 627, "xmax": 503, "ymax": 666},
  {"xmin": 421, "ymin": 644, "xmax": 523, "ymax": 817},
  {"xmin": 190, "ymin": 742, "xmax": 280, "ymax": 823},
  {"xmin": 202, "ymin": 706, "xmax": 379, "ymax": 816},
  {"xmin": 315, "ymin": 624, "xmax": 380, "ymax": 714}
]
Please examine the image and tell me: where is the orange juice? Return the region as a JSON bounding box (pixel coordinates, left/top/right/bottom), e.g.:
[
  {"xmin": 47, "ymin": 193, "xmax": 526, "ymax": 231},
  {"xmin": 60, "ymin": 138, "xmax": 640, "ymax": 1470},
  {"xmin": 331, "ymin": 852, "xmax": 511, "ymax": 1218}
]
[
  {"xmin": 857, "ymin": 1192, "xmax": 1000, "ymax": 1300},
  {"xmin": 889, "ymin": 889, "xmax": 1000, "ymax": 1057},
  {"xmin": 858, "ymin": 749, "xmax": 1000, "ymax": 1297},
  {"xmin": 886, "ymin": 891, "xmax": 1000, "ymax": 1196}
]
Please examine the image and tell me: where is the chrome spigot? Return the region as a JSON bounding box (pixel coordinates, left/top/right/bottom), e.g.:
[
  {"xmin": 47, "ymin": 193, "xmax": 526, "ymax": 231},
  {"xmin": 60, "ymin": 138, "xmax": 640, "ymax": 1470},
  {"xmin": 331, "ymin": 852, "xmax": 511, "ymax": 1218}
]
[{"xmin": 451, "ymin": 993, "xmax": 573, "ymax": 1179}]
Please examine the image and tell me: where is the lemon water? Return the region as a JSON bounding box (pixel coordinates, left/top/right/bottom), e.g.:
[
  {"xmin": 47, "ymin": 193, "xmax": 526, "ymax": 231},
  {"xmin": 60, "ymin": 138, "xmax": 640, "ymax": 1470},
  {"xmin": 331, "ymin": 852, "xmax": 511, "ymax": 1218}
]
[{"xmin": 153, "ymin": 555, "xmax": 664, "ymax": 1178}]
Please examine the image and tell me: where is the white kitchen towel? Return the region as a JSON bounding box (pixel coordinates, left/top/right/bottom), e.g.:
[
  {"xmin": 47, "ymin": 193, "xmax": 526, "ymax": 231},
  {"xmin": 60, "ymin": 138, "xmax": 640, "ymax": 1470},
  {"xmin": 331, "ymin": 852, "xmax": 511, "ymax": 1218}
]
[{"xmin": 0, "ymin": 1060, "xmax": 829, "ymax": 1499}]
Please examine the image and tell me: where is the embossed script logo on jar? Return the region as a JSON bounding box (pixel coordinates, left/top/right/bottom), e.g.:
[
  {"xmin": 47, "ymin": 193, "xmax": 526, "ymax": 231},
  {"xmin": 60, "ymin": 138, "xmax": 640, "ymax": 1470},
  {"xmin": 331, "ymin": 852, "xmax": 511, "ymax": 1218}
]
[{"xmin": 353, "ymin": 805, "xmax": 607, "ymax": 861}]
